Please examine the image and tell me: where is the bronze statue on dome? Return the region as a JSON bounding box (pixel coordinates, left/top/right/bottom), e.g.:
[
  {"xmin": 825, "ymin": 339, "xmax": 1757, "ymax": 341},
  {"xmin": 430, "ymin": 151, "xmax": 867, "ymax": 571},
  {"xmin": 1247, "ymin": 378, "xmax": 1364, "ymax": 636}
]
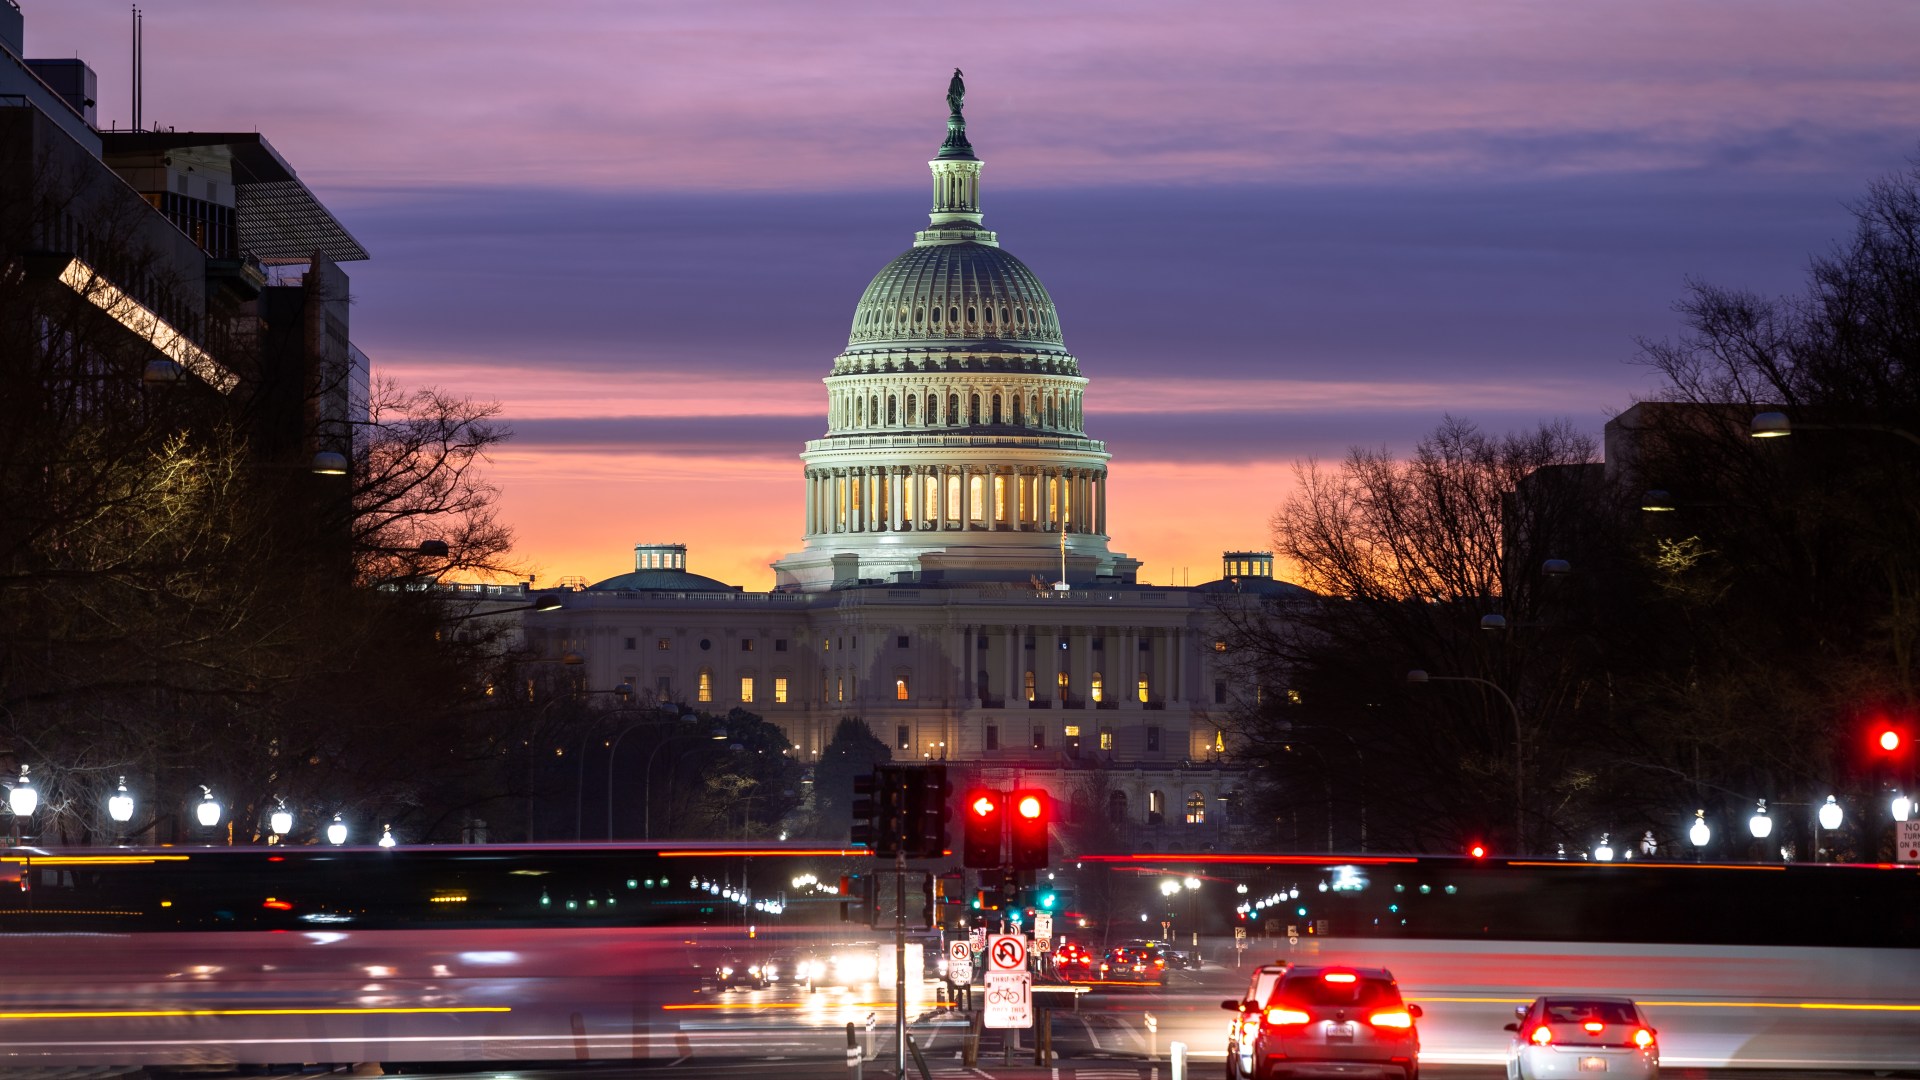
[{"xmin": 947, "ymin": 68, "xmax": 965, "ymax": 117}]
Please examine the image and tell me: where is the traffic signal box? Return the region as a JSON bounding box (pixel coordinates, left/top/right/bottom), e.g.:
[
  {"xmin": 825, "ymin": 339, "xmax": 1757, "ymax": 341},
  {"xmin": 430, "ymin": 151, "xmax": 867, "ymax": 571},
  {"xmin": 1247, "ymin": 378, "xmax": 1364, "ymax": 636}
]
[
  {"xmin": 962, "ymin": 788, "xmax": 1005, "ymax": 868},
  {"xmin": 851, "ymin": 764, "xmax": 952, "ymax": 859},
  {"xmin": 1010, "ymin": 788, "xmax": 1050, "ymax": 870}
]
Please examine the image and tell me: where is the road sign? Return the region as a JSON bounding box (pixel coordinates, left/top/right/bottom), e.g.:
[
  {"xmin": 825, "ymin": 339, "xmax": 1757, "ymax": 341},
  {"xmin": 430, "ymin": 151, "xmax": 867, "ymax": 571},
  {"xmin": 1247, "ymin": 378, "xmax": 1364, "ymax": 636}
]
[
  {"xmin": 1899, "ymin": 821, "xmax": 1920, "ymax": 862},
  {"xmin": 987, "ymin": 932, "xmax": 1027, "ymax": 972},
  {"xmin": 969, "ymin": 927, "xmax": 986, "ymax": 953},
  {"xmin": 1033, "ymin": 912, "xmax": 1053, "ymax": 950},
  {"xmin": 1233, "ymin": 927, "xmax": 1247, "ymax": 950},
  {"xmin": 950, "ymin": 940, "xmax": 971, "ymax": 964},
  {"xmin": 983, "ymin": 971, "xmax": 1032, "ymax": 1028}
]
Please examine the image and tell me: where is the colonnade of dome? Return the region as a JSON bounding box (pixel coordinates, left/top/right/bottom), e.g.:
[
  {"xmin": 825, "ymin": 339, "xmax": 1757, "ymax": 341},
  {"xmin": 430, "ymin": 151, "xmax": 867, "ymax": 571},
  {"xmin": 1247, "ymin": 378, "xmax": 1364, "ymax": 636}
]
[{"xmin": 827, "ymin": 377, "xmax": 1084, "ymax": 434}]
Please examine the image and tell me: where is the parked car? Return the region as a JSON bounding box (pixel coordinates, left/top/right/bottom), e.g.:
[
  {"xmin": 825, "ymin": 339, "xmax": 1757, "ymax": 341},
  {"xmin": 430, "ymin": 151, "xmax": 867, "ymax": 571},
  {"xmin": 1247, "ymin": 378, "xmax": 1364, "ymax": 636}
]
[
  {"xmin": 1505, "ymin": 996, "xmax": 1658, "ymax": 1080},
  {"xmin": 1222, "ymin": 962, "xmax": 1292, "ymax": 1080},
  {"xmin": 1221, "ymin": 963, "xmax": 1420, "ymax": 1080}
]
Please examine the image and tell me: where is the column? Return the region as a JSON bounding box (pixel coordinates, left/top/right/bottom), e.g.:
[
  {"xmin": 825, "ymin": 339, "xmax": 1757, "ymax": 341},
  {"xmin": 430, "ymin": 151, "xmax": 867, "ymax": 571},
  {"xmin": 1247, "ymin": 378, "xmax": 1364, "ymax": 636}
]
[
  {"xmin": 806, "ymin": 471, "xmax": 818, "ymax": 535},
  {"xmin": 1096, "ymin": 473, "xmax": 1108, "ymax": 536},
  {"xmin": 1007, "ymin": 623, "xmax": 1023, "ymax": 706},
  {"xmin": 988, "ymin": 466, "xmax": 1001, "ymax": 531},
  {"xmin": 961, "ymin": 625, "xmax": 977, "ymax": 705},
  {"xmin": 1048, "ymin": 624, "xmax": 1065, "ymax": 702},
  {"xmin": 1120, "ymin": 625, "xmax": 1141, "ymax": 709},
  {"xmin": 831, "ymin": 469, "xmax": 843, "ymax": 533},
  {"xmin": 959, "ymin": 465, "xmax": 973, "ymax": 531},
  {"xmin": 889, "ymin": 467, "xmax": 904, "ymax": 530},
  {"xmin": 936, "ymin": 465, "xmax": 949, "ymax": 531}
]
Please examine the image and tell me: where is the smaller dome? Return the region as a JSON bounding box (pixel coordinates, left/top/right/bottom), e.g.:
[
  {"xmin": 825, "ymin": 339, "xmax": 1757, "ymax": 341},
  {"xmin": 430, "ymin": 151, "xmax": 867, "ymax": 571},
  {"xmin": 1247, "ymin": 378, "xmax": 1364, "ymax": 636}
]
[
  {"xmin": 587, "ymin": 568, "xmax": 740, "ymax": 593},
  {"xmin": 1194, "ymin": 577, "xmax": 1314, "ymax": 599}
]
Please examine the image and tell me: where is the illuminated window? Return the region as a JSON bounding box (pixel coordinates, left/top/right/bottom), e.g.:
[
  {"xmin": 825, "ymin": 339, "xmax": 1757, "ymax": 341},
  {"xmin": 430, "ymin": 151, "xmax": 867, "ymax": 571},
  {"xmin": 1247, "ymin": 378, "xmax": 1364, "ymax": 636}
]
[
  {"xmin": 836, "ymin": 676, "xmax": 844, "ymax": 703},
  {"xmin": 1149, "ymin": 790, "xmax": 1165, "ymax": 815},
  {"xmin": 1024, "ymin": 670, "xmax": 1036, "ymax": 702},
  {"xmin": 1057, "ymin": 671, "xmax": 1070, "ymax": 700},
  {"xmin": 1137, "ymin": 677, "xmax": 1150, "ymax": 703},
  {"xmin": 1186, "ymin": 791, "xmax": 1206, "ymax": 825},
  {"xmin": 1091, "ymin": 672, "xmax": 1104, "ymax": 702},
  {"xmin": 656, "ymin": 638, "xmax": 670, "ymax": 650},
  {"xmin": 697, "ymin": 669, "xmax": 713, "ymax": 703},
  {"xmin": 898, "ymin": 725, "xmax": 910, "ymax": 750},
  {"xmin": 994, "ymin": 473, "xmax": 1007, "ymax": 522},
  {"xmin": 1288, "ymin": 689, "xmax": 1302, "ymax": 704},
  {"xmin": 1064, "ymin": 725, "xmax": 1080, "ymax": 737},
  {"xmin": 774, "ymin": 677, "xmax": 788, "ymax": 703},
  {"xmin": 970, "ymin": 474, "xmax": 985, "ymax": 520},
  {"xmin": 1099, "ymin": 726, "xmax": 1114, "ymax": 751},
  {"xmin": 896, "ymin": 677, "xmax": 910, "ymax": 701},
  {"xmin": 1213, "ymin": 639, "xmax": 1226, "ymax": 652},
  {"xmin": 740, "ymin": 677, "xmax": 755, "ymax": 703}
]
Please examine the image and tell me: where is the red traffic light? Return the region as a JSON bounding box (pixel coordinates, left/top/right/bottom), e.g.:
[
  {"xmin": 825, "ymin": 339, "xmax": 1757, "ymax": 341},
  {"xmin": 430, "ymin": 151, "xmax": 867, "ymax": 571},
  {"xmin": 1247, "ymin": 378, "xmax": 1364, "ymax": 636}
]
[
  {"xmin": 1016, "ymin": 794, "xmax": 1044, "ymax": 820},
  {"xmin": 1468, "ymin": 844, "xmax": 1487, "ymax": 860},
  {"xmin": 971, "ymin": 794, "xmax": 998, "ymax": 817},
  {"xmin": 1880, "ymin": 729, "xmax": 1903, "ymax": 753},
  {"xmin": 1010, "ymin": 788, "xmax": 1050, "ymax": 870}
]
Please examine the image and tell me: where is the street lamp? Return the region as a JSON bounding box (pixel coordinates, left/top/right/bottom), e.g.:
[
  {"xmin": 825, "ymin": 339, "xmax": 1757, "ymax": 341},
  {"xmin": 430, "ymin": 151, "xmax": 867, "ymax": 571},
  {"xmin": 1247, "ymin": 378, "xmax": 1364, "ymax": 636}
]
[
  {"xmin": 1817, "ymin": 796, "xmax": 1843, "ymax": 831},
  {"xmin": 326, "ymin": 814, "xmax": 348, "ymax": 846},
  {"xmin": 8, "ymin": 766, "xmax": 37, "ymax": 818},
  {"xmin": 1594, "ymin": 833, "xmax": 1615, "ymax": 862},
  {"xmin": 1750, "ymin": 410, "xmax": 1920, "ymax": 449},
  {"xmin": 269, "ymin": 799, "xmax": 293, "ymax": 838},
  {"xmin": 196, "ymin": 786, "xmax": 222, "ymax": 829},
  {"xmin": 1748, "ymin": 799, "xmax": 1772, "ymax": 839},
  {"xmin": 1408, "ymin": 669, "xmax": 1525, "ymax": 852},
  {"xmin": 1894, "ymin": 792, "xmax": 1912, "ymax": 823},
  {"xmin": 378, "ymin": 824, "xmax": 397, "ymax": 848},
  {"xmin": 108, "ymin": 777, "xmax": 134, "ymax": 824},
  {"xmin": 1689, "ymin": 809, "xmax": 1710, "ymax": 853}
]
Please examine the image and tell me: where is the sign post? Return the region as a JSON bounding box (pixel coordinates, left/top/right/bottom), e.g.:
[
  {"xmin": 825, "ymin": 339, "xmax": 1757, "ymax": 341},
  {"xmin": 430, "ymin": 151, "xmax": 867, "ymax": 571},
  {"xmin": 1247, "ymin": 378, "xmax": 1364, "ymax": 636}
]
[{"xmin": 983, "ymin": 933, "xmax": 1032, "ymax": 1029}]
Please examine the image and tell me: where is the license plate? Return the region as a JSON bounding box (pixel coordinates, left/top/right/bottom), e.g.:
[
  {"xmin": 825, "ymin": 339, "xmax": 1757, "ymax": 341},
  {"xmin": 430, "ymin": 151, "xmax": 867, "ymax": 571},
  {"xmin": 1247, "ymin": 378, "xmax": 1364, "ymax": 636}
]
[
  {"xmin": 1325, "ymin": 1021, "xmax": 1356, "ymax": 1042},
  {"xmin": 1579, "ymin": 1057, "xmax": 1608, "ymax": 1072}
]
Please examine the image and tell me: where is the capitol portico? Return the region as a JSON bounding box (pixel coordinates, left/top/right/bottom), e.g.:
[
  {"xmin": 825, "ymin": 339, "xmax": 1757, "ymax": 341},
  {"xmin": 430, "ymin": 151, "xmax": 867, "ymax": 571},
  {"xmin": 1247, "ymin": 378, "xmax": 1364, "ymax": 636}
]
[{"xmin": 524, "ymin": 77, "xmax": 1303, "ymax": 848}]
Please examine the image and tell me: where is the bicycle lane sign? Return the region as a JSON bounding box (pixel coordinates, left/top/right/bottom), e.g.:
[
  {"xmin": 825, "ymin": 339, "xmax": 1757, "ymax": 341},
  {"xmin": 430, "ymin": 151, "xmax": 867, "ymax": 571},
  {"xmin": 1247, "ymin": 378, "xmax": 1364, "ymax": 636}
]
[{"xmin": 983, "ymin": 971, "xmax": 1032, "ymax": 1028}]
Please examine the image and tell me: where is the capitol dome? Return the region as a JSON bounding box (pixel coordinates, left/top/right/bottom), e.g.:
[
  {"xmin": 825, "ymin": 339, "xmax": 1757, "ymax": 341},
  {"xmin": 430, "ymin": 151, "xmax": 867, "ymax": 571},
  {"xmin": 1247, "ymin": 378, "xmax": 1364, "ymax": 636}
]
[{"xmin": 846, "ymin": 242, "xmax": 1065, "ymax": 353}]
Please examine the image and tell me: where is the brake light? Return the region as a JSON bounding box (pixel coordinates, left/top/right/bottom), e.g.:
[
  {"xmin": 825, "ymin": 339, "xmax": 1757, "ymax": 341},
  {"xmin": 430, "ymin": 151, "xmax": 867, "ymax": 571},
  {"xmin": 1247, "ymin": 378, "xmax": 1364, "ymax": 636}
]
[
  {"xmin": 1368, "ymin": 1009, "xmax": 1414, "ymax": 1028},
  {"xmin": 1323, "ymin": 972, "xmax": 1358, "ymax": 983},
  {"xmin": 1530, "ymin": 1025, "xmax": 1553, "ymax": 1045},
  {"xmin": 1584, "ymin": 1021, "xmax": 1605, "ymax": 1034},
  {"xmin": 1633, "ymin": 1028, "xmax": 1654, "ymax": 1049},
  {"xmin": 1265, "ymin": 1007, "xmax": 1312, "ymax": 1025}
]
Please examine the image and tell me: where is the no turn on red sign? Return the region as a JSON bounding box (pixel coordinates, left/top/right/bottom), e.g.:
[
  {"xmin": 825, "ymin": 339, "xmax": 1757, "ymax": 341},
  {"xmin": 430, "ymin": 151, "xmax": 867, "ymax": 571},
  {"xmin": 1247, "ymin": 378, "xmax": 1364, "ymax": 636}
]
[
  {"xmin": 1898, "ymin": 821, "xmax": 1920, "ymax": 862},
  {"xmin": 987, "ymin": 932, "xmax": 1027, "ymax": 972}
]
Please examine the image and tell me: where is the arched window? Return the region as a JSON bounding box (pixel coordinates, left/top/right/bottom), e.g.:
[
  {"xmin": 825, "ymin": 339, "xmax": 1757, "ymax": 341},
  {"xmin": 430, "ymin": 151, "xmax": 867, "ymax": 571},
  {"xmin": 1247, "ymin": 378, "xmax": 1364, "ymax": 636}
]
[
  {"xmin": 1057, "ymin": 671, "xmax": 1070, "ymax": 700},
  {"xmin": 985, "ymin": 305, "xmax": 996, "ymax": 325},
  {"xmin": 697, "ymin": 668, "xmax": 713, "ymax": 704},
  {"xmin": 949, "ymin": 394, "xmax": 960, "ymax": 424},
  {"xmin": 1091, "ymin": 672, "xmax": 1103, "ymax": 703},
  {"xmin": 887, "ymin": 396, "xmax": 897, "ymax": 425},
  {"xmin": 991, "ymin": 394, "xmax": 1002, "ymax": 424},
  {"xmin": 905, "ymin": 396, "xmax": 916, "ymax": 424},
  {"xmin": 1023, "ymin": 670, "xmax": 1036, "ymax": 702},
  {"xmin": 896, "ymin": 676, "xmax": 910, "ymax": 701},
  {"xmin": 970, "ymin": 394, "xmax": 981, "ymax": 424},
  {"xmin": 930, "ymin": 306, "xmax": 941, "ymax": 324},
  {"xmin": 1185, "ymin": 791, "xmax": 1206, "ymax": 824},
  {"xmin": 870, "ymin": 396, "xmax": 880, "ymax": 426},
  {"xmin": 1147, "ymin": 790, "xmax": 1166, "ymax": 825},
  {"xmin": 949, "ymin": 306, "xmax": 959, "ymax": 324},
  {"xmin": 1012, "ymin": 397, "xmax": 1022, "ymax": 426},
  {"xmin": 1108, "ymin": 790, "xmax": 1128, "ymax": 824}
]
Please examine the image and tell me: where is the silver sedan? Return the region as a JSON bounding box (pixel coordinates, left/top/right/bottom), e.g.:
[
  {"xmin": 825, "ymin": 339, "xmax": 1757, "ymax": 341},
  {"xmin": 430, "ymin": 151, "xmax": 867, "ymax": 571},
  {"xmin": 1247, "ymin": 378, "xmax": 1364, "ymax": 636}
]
[{"xmin": 1506, "ymin": 996, "xmax": 1658, "ymax": 1080}]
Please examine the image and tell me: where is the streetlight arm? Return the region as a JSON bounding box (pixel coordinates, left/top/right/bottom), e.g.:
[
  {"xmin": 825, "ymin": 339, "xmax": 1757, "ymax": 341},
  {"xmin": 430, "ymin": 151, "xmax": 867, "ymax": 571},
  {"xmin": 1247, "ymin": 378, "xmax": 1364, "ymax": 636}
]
[{"xmin": 1408, "ymin": 669, "xmax": 1525, "ymax": 851}]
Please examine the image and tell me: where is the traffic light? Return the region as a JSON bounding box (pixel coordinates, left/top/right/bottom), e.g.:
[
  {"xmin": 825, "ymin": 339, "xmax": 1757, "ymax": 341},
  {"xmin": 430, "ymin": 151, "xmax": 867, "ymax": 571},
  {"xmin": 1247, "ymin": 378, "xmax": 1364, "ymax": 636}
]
[
  {"xmin": 903, "ymin": 764, "xmax": 953, "ymax": 858},
  {"xmin": 851, "ymin": 766, "xmax": 907, "ymax": 857},
  {"xmin": 962, "ymin": 788, "xmax": 1005, "ymax": 868},
  {"xmin": 1878, "ymin": 727, "xmax": 1904, "ymax": 754},
  {"xmin": 838, "ymin": 874, "xmax": 876, "ymax": 925},
  {"xmin": 1468, "ymin": 843, "xmax": 1487, "ymax": 860},
  {"xmin": 1010, "ymin": 788, "xmax": 1051, "ymax": 870}
]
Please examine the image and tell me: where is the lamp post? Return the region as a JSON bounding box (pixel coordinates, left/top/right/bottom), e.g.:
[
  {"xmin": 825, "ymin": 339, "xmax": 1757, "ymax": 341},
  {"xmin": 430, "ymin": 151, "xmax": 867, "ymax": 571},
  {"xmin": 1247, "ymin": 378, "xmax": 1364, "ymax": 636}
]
[
  {"xmin": 269, "ymin": 799, "xmax": 293, "ymax": 841},
  {"xmin": 326, "ymin": 814, "xmax": 348, "ymax": 846},
  {"xmin": 108, "ymin": 777, "xmax": 134, "ymax": 843},
  {"xmin": 643, "ymin": 725, "xmax": 731, "ymax": 840},
  {"xmin": 1408, "ymin": 669, "xmax": 1525, "ymax": 852},
  {"xmin": 1815, "ymin": 795, "xmax": 1843, "ymax": 861},
  {"xmin": 1748, "ymin": 799, "xmax": 1772, "ymax": 862},
  {"xmin": 607, "ymin": 709, "xmax": 698, "ymax": 839},
  {"xmin": 1688, "ymin": 809, "xmax": 1710, "ymax": 860},
  {"xmin": 196, "ymin": 786, "xmax": 222, "ymax": 831},
  {"xmin": 7, "ymin": 766, "xmax": 36, "ymax": 845}
]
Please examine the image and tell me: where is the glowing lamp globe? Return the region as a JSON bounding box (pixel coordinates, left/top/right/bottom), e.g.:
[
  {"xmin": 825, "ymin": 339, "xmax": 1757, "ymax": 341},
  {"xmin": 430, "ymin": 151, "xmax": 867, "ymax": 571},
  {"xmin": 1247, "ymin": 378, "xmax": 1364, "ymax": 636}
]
[
  {"xmin": 326, "ymin": 814, "xmax": 348, "ymax": 846},
  {"xmin": 1894, "ymin": 793, "xmax": 1913, "ymax": 823},
  {"xmin": 270, "ymin": 806, "xmax": 293, "ymax": 836},
  {"xmin": 196, "ymin": 789, "xmax": 222, "ymax": 829},
  {"xmin": 1594, "ymin": 834, "xmax": 1615, "ymax": 862},
  {"xmin": 1817, "ymin": 796, "xmax": 1843, "ymax": 831},
  {"xmin": 108, "ymin": 777, "xmax": 134, "ymax": 824},
  {"xmin": 8, "ymin": 766, "xmax": 36, "ymax": 818},
  {"xmin": 1689, "ymin": 810, "xmax": 1710, "ymax": 848},
  {"xmin": 1748, "ymin": 800, "xmax": 1772, "ymax": 839},
  {"xmin": 378, "ymin": 824, "xmax": 397, "ymax": 849}
]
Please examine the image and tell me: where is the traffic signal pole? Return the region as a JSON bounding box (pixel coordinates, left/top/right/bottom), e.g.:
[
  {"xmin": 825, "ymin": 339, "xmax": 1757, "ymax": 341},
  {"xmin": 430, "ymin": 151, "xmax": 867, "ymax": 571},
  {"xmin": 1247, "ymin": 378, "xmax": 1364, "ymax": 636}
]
[{"xmin": 895, "ymin": 849, "xmax": 908, "ymax": 1080}]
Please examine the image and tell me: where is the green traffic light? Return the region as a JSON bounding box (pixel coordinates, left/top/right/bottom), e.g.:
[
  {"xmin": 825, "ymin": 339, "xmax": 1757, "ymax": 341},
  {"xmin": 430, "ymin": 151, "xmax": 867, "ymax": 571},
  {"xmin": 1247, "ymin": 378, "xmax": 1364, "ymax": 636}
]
[{"xmin": 1039, "ymin": 892, "xmax": 1057, "ymax": 909}]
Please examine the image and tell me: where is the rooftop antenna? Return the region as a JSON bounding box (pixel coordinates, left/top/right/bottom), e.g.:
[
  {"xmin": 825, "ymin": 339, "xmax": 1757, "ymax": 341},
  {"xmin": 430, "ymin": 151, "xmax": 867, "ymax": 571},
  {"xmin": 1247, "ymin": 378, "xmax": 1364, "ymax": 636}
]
[{"xmin": 130, "ymin": 6, "xmax": 142, "ymax": 132}]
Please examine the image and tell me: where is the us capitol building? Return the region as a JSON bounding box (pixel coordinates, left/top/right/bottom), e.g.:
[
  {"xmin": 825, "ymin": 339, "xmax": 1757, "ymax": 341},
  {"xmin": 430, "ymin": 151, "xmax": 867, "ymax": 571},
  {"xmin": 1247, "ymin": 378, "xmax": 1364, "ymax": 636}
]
[{"xmin": 524, "ymin": 76, "xmax": 1303, "ymax": 847}]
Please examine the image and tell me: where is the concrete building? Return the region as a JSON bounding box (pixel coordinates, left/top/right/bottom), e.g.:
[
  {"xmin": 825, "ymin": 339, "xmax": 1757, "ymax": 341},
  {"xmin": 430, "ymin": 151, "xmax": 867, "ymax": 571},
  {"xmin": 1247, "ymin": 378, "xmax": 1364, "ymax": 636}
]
[{"xmin": 533, "ymin": 84, "xmax": 1308, "ymax": 849}]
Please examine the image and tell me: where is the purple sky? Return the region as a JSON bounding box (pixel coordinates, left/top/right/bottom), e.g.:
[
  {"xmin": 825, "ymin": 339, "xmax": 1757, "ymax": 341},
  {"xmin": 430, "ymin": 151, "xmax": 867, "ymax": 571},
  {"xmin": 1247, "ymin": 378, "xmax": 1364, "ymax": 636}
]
[{"xmin": 26, "ymin": 1, "xmax": 1920, "ymax": 587}]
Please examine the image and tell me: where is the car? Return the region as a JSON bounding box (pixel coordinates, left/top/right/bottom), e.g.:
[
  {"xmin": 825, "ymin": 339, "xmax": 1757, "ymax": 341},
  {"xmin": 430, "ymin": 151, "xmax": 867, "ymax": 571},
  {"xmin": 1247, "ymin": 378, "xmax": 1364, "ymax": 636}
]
[
  {"xmin": 1052, "ymin": 940, "xmax": 1096, "ymax": 974},
  {"xmin": 1221, "ymin": 961, "xmax": 1291, "ymax": 1079},
  {"xmin": 1505, "ymin": 996, "xmax": 1658, "ymax": 1080},
  {"xmin": 711, "ymin": 955, "xmax": 768, "ymax": 991},
  {"xmin": 1222, "ymin": 963, "xmax": 1420, "ymax": 1080},
  {"xmin": 1096, "ymin": 946, "xmax": 1165, "ymax": 985}
]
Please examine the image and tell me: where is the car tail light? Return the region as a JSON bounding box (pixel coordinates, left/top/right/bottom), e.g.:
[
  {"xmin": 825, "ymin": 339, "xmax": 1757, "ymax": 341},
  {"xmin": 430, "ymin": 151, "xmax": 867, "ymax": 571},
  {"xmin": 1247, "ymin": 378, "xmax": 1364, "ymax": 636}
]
[
  {"xmin": 1323, "ymin": 972, "xmax": 1357, "ymax": 983},
  {"xmin": 1584, "ymin": 1021, "xmax": 1605, "ymax": 1034},
  {"xmin": 1265, "ymin": 1006, "xmax": 1312, "ymax": 1026},
  {"xmin": 1633, "ymin": 1028, "xmax": 1655, "ymax": 1049},
  {"xmin": 1368, "ymin": 1009, "xmax": 1414, "ymax": 1028},
  {"xmin": 1530, "ymin": 1025, "xmax": 1553, "ymax": 1045}
]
